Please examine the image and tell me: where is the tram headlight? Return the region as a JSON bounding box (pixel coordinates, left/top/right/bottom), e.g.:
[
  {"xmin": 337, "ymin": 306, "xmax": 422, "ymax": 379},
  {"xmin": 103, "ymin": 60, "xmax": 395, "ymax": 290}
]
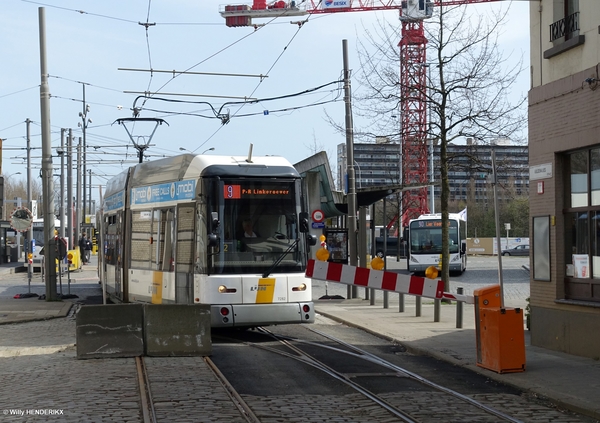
[
  {"xmin": 292, "ymin": 283, "xmax": 307, "ymax": 292},
  {"xmin": 218, "ymin": 285, "xmax": 237, "ymax": 293}
]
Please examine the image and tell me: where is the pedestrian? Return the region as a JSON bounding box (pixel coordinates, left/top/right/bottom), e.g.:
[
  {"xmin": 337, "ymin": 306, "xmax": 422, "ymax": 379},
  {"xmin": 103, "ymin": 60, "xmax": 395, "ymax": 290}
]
[
  {"xmin": 84, "ymin": 234, "xmax": 92, "ymax": 264},
  {"xmin": 79, "ymin": 233, "xmax": 87, "ymax": 264}
]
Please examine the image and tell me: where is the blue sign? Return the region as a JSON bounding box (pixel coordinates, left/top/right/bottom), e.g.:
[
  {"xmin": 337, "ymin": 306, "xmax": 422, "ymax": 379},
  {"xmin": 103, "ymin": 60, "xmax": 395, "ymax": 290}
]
[
  {"xmin": 104, "ymin": 191, "xmax": 125, "ymax": 212},
  {"xmin": 312, "ymin": 222, "xmax": 325, "ymax": 229},
  {"xmin": 31, "ymin": 239, "xmax": 35, "ymax": 252},
  {"xmin": 131, "ymin": 180, "xmax": 196, "ymax": 205}
]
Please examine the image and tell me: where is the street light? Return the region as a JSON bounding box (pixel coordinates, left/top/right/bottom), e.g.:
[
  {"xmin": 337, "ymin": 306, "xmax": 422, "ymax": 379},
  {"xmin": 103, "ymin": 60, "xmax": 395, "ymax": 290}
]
[{"xmin": 202, "ymin": 147, "xmax": 215, "ymax": 154}]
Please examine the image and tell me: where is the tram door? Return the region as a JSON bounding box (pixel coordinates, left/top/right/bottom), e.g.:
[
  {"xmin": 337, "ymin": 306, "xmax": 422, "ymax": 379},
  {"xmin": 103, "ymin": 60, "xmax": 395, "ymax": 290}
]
[{"xmin": 175, "ymin": 203, "xmax": 195, "ymax": 304}]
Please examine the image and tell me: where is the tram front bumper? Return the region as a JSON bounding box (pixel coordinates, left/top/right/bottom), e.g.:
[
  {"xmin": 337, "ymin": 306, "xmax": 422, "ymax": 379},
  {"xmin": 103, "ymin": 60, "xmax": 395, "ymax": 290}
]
[{"xmin": 211, "ymin": 302, "xmax": 314, "ymax": 328}]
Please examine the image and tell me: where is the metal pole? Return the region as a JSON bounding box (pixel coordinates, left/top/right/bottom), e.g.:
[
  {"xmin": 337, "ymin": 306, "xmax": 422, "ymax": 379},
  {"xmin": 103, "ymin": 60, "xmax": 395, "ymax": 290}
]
[
  {"xmin": 343, "ymin": 39, "xmax": 358, "ymax": 299},
  {"xmin": 456, "ymin": 287, "xmax": 464, "ymax": 328},
  {"xmin": 39, "ymin": 7, "xmax": 57, "ymax": 300},
  {"xmin": 76, "ymin": 137, "xmax": 82, "ymax": 248},
  {"xmin": 67, "ymin": 130, "xmax": 73, "ymax": 248},
  {"xmin": 59, "ymin": 130, "xmax": 65, "ymax": 239},
  {"xmin": 427, "ymin": 64, "xmax": 435, "ymax": 214},
  {"xmin": 81, "ymin": 84, "xmax": 87, "ymax": 231},
  {"xmin": 383, "ymin": 198, "xmax": 389, "ymax": 309},
  {"xmin": 26, "ymin": 119, "xmax": 33, "ymax": 291},
  {"xmin": 89, "ymin": 169, "xmax": 92, "ymax": 219},
  {"xmin": 492, "ymin": 150, "xmax": 505, "ymax": 308}
]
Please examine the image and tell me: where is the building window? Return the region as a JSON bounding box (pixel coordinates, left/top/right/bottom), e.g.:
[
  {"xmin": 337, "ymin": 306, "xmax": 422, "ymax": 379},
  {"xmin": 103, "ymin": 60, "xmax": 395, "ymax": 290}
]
[{"xmin": 564, "ymin": 148, "xmax": 600, "ymax": 303}]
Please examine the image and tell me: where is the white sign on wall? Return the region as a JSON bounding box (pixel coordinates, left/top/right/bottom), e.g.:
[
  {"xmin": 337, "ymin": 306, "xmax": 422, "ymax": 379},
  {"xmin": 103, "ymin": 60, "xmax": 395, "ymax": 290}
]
[{"xmin": 530, "ymin": 163, "xmax": 552, "ymax": 180}]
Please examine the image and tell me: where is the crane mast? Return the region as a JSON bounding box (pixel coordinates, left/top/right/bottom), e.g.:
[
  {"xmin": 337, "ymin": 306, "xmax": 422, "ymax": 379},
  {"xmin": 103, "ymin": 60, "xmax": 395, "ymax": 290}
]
[{"xmin": 220, "ymin": 0, "xmax": 503, "ymax": 228}]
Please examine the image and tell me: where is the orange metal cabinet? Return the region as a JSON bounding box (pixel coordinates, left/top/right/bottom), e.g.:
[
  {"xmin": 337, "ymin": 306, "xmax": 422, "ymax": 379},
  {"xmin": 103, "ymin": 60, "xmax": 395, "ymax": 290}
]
[{"xmin": 474, "ymin": 285, "xmax": 526, "ymax": 373}]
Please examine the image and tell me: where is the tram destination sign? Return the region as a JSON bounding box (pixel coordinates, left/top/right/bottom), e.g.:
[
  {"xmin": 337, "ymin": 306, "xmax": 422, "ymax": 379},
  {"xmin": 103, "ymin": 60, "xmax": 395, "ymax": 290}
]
[{"xmin": 224, "ymin": 184, "xmax": 291, "ymax": 200}]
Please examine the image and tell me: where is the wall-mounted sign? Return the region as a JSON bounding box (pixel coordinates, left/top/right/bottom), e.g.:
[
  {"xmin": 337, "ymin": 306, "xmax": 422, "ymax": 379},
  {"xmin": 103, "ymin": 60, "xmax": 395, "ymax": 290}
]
[{"xmin": 530, "ymin": 163, "xmax": 552, "ymax": 181}]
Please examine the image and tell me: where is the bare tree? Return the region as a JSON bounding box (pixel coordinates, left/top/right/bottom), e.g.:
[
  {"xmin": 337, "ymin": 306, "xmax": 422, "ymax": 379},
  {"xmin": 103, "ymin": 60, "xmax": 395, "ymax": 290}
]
[{"xmin": 352, "ymin": 3, "xmax": 527, "ymax": 287}]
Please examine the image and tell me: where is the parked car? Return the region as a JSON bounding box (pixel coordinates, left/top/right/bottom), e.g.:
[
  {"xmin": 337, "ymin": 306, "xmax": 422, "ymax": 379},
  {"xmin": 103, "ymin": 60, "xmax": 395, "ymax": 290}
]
[{"xmin": 502, "ymin": 245, "xmax": 529, "ymax": 256}]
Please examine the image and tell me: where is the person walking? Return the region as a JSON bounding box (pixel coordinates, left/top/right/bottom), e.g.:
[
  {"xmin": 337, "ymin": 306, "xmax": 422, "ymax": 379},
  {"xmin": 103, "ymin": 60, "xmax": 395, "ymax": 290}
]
[
  {"xmin": 79, "ymin": 233, "xmax": 88, "ymax": 264},
  {"xmin": 84, "ymin": 234, "xmax": 92, "ymax": 264}
]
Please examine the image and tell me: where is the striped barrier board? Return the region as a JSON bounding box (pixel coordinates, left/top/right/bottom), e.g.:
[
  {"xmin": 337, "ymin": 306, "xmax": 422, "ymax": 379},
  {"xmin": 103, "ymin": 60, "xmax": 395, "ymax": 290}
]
[{"xmin": 306, "ymin": 259, "xmax": 474, "ymax": 304}]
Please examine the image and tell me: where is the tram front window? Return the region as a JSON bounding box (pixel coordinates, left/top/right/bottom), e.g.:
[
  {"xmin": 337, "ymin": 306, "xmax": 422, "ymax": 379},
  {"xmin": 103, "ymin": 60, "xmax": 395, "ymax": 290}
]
[{"xmin": 209, "ymin": 179, "xmax": 306, "ymax": 274}]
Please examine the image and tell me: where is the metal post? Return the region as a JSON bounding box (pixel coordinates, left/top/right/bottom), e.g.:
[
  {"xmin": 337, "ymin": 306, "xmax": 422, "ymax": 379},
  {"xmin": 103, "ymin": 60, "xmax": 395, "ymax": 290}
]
[
  {"xmin": 492, "ymin": 150, "xmax": 505, "ymax": 308},
  {"xmin": 26, "ymin": 120, "xmax": 33, "ymax": 289},
  {"xmin": 343, "ymin": 39, "xmax": 358, "ymax": 299},
  {"xmin": 434, "ymin": 299, "xmax": 440, "ymax": 322},
  {"xmin": 89, "ymin": 168, "xmax": 92, "ymax": 223},
  {"xmin": 59, "ymin": 130, "xmax": 65, "ymax": 239},
  {"xmin": 416, "ymin": 296, "xmax": 421, "ymax": 316},
  {"xmin": 67, "ymin": 130, "xmax": 73, "ymax": 248},
  {"xmin": 81, "ymin": 84, "xmax": 87, "ymax": 231},
  {"xmin": 39, "ymin": 7, "xmax": 57, "ymax": 300},
  {"xmin": 383, "ymin": 197, "xmax": 388, "ymax": 309},
  {"xmin": 76, "ymin": 138, "xmax": 82, "ymax": 248},
  {"xmin": 456, "ymin": 287, "xmax": 464, "ymax": 328}
]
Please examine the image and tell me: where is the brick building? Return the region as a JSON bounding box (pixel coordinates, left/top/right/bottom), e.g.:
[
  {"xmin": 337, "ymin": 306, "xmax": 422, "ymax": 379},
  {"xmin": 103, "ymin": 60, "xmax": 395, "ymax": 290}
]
[{"xmin": 528, "ymin": 0, "xmax": 600, "ymax": 358}]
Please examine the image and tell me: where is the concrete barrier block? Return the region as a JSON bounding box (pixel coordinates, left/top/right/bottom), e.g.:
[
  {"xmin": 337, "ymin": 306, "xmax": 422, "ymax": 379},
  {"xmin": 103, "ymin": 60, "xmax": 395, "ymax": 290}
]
[
  {"xmin": 76, "ymin": 304, "xmax": 144, "ymax": 359},
  {"xmin": 144, "ymin": 304, "xmax": 211, "ymax": 356}
]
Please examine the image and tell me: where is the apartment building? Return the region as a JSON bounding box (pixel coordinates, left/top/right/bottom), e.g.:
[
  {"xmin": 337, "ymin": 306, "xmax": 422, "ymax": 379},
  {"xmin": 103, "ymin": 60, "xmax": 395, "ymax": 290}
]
[{"xmin": 337, "ymin": 140, "xmax": 528, "ymax": 205}]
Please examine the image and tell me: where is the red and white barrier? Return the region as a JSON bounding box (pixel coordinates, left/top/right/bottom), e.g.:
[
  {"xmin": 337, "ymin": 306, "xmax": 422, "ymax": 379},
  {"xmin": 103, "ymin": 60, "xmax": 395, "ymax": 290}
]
[{"xmin": 306, "ymin": 259, "xmax": 474, "ymax": 304}]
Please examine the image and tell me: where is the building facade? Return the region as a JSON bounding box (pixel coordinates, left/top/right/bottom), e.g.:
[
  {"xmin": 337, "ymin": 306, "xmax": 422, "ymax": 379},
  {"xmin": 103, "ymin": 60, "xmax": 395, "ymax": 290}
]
[
  {"xmin": 337, "ymin": 140, "xmax": 528, "ymax": 206},
  {"xmin": 528, "ymin": 0, "xmax": 600, "ymax": 358}
]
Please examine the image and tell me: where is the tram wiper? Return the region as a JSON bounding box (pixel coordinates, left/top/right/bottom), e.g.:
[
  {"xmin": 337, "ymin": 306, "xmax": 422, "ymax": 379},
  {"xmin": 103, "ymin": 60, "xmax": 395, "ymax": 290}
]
[{"xmin": 262, "ymin": 238, "xmax": 299, "ymax": 278}]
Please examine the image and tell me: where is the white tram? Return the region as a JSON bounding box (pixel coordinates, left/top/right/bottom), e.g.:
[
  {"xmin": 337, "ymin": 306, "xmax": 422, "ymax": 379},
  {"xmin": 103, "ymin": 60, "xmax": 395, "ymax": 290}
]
[{"xmin": 100, "ymin": 153, "xmax": 317, "ymax": 328}]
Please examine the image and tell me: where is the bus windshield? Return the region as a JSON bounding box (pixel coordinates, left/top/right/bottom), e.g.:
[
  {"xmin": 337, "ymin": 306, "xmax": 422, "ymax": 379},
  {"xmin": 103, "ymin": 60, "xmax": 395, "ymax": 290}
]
[
  {"xmin": 409, "ymin": 219, "xmax": 460, "ymax": 254},
  {"xmin": 208, "ymin": 178, "xmax": 305, "ymax": 274}
]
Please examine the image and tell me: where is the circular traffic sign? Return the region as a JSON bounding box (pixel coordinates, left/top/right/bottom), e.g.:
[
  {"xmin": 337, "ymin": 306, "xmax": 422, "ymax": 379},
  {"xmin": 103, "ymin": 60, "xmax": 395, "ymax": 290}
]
[
  {"xmin": 10, "ymin": 206, "xmax": 33, "ymax": 232},
  {"xmin": 312, "ymin": 209, "xmax": 324, "ymax": 223}
]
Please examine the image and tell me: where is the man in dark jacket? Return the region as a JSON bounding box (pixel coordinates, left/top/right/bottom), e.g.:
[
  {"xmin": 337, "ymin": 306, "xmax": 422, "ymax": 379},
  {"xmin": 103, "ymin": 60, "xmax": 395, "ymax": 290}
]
[{"xmin": 79, "ymin": 233, "xmax": 88, "ymax": 264}]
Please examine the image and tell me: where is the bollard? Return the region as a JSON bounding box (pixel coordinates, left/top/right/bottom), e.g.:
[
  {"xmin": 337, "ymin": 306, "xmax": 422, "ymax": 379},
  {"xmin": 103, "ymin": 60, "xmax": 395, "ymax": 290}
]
[
  {"xmin": 416, "ymin": 296, "xmax": 421, "ymax": 317},
  {"xmin": 365, "ymin": 287, "xmax": 369, "ymax": 301},
  {"xmin": 383, "ymin": 291, "xmax": 389, "ymax": 309},
  {"xmin": 398, "ymin": 293, "xmax": 404, "ymax": 313},
  {"xmin": 456, "ymin": 287, "xmax": 463, "ymax": 328},
  {"xmin": 434, "ymin": 298, "xmax": 440, "ymax": 322},
  {"xmin": 370, "ymin": 288, "xmax": 375, "ymax": 305}
]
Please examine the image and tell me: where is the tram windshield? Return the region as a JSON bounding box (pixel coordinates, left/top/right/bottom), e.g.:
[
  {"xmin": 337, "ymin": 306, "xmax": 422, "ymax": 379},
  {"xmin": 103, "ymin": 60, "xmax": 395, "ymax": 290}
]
[{"xmin": 207, "ymin": 178, "xmax": 306, "ymax": 274}]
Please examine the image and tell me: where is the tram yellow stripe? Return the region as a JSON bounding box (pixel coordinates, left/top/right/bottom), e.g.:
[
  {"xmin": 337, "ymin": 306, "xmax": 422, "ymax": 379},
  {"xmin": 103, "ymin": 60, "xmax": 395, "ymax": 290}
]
[
  {"xmin": 151, "ymin": 271, "xmax": 163, "ymax": 304},
  {"xmin": 256, "ymin": 278, "xmax": 275, "ymax": 304}
]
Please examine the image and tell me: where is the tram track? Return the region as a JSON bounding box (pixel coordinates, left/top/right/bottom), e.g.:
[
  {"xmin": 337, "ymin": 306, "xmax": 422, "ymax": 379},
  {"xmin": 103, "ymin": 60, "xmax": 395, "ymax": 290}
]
[
  {"xmin": 131, "ymin": 327, "xmax": 587, "ymax": 423},
  {"xmin": 134, "ymin": 354, "xmax": 260, "ymax": 423},
  {"xmin": 211, "ymin": 326, "xmax": 529, "ymax": 423}
]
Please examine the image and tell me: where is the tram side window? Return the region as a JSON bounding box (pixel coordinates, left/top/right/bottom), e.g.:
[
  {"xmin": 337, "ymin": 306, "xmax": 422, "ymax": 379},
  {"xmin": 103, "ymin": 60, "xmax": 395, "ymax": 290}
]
[
  {"xmin": 105, "ymin": 215, "xmax": 118, "ymax": 266},
  {"xmin": 131, "ymin": 210, "xmax": 152, "ymax": 270}
]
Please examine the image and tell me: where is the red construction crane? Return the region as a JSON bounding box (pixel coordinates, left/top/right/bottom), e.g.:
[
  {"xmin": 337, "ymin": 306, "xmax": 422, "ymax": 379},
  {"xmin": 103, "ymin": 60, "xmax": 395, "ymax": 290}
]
[{"xmin": 220, "ymin": 0, "xmax": 503, "ymax": 227}]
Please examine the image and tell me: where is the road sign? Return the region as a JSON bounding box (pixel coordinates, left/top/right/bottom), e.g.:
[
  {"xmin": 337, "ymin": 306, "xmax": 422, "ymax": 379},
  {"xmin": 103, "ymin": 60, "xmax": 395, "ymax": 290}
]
[{"xmin": 312, "ymin": 209, "xmax": 324, "ymax": 222}]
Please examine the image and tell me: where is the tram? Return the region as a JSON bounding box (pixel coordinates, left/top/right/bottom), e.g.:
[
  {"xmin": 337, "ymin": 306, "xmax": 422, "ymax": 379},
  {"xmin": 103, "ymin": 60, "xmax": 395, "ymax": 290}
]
[{"xmin": 100, "ymin": 153, "xmax": 317, "ymax": 328}]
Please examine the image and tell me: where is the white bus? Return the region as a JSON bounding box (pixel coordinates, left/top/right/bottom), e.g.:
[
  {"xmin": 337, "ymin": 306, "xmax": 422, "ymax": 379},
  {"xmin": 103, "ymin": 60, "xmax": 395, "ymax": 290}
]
[
  {"xmin": 407, "ymin": 213, "xmax": 467, "ymax": 275},
  {"xmin": 100, "ymin": 153, "xmax": 317, "ymax": 328}
]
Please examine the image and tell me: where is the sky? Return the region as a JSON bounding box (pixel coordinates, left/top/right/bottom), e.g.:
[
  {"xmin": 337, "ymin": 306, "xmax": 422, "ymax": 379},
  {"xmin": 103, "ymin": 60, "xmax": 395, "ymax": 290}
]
[{"xmin": 0, "ymin": 0, "xmax": 530, "ymax": 206}]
